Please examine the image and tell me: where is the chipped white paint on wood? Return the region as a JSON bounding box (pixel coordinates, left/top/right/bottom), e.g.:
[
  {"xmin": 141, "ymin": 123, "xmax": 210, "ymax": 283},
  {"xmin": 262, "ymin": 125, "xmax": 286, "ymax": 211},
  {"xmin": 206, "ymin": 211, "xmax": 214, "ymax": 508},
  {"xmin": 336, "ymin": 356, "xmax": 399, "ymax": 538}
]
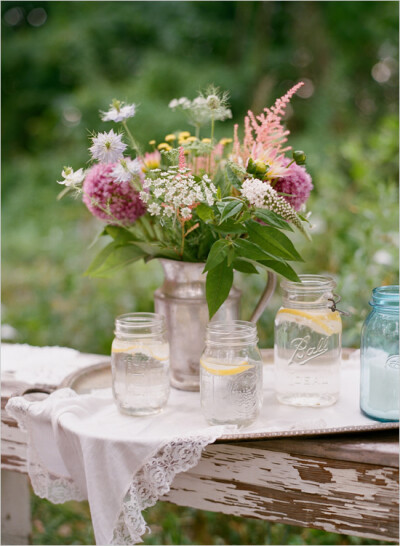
[
  {"xmin": 1, "ymin": 470, "xmax": 31, "ymax": 544},
  {"xmin": 163, "ymin": 443, "xmax": 399, "ymax": 541}
]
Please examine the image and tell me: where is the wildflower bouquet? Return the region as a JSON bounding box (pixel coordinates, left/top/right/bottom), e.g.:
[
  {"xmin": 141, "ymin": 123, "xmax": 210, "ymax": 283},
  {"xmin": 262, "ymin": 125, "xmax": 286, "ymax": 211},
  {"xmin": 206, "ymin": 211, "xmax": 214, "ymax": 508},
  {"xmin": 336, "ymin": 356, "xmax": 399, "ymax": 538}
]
[{"xmin": 58, "ymin": 84, "xmax": 313, "ymax": 317}]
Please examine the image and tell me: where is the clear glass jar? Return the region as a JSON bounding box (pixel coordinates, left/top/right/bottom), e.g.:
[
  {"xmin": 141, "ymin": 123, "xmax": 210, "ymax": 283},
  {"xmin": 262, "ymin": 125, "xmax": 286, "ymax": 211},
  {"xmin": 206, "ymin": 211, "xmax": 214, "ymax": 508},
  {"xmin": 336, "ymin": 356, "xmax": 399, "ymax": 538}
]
[
  {"xmin": 111, "ymin": 313, "xmax": 170, "ymax": 416},
  {"xmin": 360, "ymin": 285, "xmax": 399, "ymax": 422},
  {"xmin": 200, "ymin": 321, "xmax": 263, "ymax": 427},
  {"xmin": 274, "ymin": 275, "xmax": 342, "ymax": 407}
]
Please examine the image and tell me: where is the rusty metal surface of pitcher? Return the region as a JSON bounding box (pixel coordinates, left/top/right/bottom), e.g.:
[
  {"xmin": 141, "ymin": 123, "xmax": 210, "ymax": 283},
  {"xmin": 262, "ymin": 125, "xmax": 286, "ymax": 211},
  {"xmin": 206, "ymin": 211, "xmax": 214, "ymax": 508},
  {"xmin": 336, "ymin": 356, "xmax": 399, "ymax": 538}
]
[{"xmin": 154, "ymin": 259, "xmax": 276, "ymax": 391}]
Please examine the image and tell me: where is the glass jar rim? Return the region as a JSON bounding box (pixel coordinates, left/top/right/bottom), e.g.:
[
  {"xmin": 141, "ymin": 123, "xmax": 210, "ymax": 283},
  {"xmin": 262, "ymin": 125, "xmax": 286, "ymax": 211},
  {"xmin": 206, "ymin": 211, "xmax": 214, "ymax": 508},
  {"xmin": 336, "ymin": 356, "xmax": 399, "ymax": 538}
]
[
  {"xmin": 281, "ymin": 275, "xmax": 336, "ymax": 292},
  {"xmin": 206, "ymin": 320, "xmax": 258, "ymax": 346},
  {"xmin": 370, "ymin": 285, "xmax": 399, "ymax": 307},
  {"xmin": 115, "ymin": 312, "xmax": 166, "ymax": 337}
]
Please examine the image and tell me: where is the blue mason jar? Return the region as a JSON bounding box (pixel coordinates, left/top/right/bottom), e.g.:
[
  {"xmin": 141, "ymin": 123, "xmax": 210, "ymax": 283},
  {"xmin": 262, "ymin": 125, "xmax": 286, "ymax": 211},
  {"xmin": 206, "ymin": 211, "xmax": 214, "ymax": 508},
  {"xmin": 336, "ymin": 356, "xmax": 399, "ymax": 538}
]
[{"xmin": 360, "ymin": 285, "xmax": 399, "ymax": 422}]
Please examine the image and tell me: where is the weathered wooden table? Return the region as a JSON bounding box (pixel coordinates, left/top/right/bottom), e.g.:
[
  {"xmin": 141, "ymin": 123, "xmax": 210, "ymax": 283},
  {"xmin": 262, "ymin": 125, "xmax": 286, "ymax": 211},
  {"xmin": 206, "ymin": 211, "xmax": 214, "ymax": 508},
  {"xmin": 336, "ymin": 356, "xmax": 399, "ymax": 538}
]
[{"xmin": 1, "ymin": 345, "xmax": 399, "ymax": 544}]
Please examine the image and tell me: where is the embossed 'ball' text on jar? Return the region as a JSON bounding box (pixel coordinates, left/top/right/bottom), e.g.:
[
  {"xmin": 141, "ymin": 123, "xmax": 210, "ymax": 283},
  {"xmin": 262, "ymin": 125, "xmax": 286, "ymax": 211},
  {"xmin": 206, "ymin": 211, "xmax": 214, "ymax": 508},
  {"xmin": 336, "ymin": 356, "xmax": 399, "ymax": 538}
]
[
  {"xmin": 274, "ymin": 275, "xmax": 342, "ymax": 407},
  {"xmin": 200, "ymin": 321, "xmax": 263, "ymax": 427},
  {"xmin": 111, "ymin": 313, "xmax": 170, "ymax": 416},
  {"xmin": 360, "ymin": 285, "xmax": 399, "ymax": 422}
]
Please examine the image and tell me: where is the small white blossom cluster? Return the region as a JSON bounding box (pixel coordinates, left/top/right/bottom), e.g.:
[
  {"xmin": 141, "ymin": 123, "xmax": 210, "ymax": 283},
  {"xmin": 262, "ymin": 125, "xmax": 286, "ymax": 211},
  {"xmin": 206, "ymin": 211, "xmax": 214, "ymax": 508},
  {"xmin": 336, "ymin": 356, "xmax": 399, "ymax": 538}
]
[
  {"xmin": 141, "ymin": 166, "xmax": 217, "ymax": 221},
  {"xmin": 241, "ymin": 178, "xmax": 303, "ymax": 230},
  {"xmin": 169, "ymin": 88, "xmax": 232, "ymax": 127}
]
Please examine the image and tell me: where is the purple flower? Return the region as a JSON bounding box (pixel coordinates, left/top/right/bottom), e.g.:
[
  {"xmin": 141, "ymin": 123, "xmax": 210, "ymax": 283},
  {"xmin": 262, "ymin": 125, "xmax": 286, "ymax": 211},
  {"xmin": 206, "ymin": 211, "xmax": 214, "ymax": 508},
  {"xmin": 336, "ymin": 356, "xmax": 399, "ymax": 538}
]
[
  {"xmin": 274, "ymin": 158, "xmax": 313, "ymax": 211},
  {"xmin": 82, "ymin": 163, "xmax": 146, "ymax": 226}
]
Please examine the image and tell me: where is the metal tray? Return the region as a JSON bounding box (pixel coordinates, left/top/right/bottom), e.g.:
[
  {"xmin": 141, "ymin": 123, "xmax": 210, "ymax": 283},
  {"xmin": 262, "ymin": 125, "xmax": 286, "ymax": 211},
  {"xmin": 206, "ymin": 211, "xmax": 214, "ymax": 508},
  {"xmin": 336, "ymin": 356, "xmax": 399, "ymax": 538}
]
[{"xmin": 60, "ymin": 349, "xmax": 399, "ymax": 441}]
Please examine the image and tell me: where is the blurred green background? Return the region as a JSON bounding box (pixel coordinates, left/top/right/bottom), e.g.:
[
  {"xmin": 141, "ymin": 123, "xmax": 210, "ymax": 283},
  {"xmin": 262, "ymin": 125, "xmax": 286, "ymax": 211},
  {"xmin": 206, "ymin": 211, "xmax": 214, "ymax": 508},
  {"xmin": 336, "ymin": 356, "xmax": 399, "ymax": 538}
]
[{"xmin": 2, "ymin": 1, "xmax": 398, "ymax": 545}]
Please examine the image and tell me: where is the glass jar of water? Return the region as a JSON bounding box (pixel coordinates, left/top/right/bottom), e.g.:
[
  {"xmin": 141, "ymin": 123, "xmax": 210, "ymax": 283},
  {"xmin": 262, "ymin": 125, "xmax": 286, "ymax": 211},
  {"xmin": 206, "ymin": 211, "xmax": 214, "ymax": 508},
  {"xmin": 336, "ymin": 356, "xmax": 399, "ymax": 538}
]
[
  {"xmin": 274, "ymin": 275, "xmax": 342, "ymax": 407},
  {"xmin": 111, "ymin": 313, "xmax": 170, "ymax": 416},
  {"xmin": 200, "ymin": 321, "xmax": 263, "ymax": 427},
  {"xmin": 360, "ymin": 285, "xmax": 399, "ymax": 422}
]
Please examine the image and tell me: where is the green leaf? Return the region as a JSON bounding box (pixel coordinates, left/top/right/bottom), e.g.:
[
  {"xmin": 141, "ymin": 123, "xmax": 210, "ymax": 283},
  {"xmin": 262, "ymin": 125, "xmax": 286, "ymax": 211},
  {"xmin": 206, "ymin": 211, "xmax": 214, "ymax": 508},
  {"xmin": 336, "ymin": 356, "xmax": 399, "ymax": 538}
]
[
  {"xmin": 257, "ymin": 259, "xmax": 300, "ymax": 282},
  {"xmin": 213, "ymin": 219, "xmax": 247, "ymax": 235},
  {"xmin": 104, "ymin": 225, "xmax": 139, "ymax": 243},
  {"xmin": 195, "ymin": 203, "xmax": 215, "ymax": 222},
  {"xmin": 254, "ymin": 209, "xmax": 294, "ymax": 231},
  {"xmin": 203, "ymin": 239, "xmax": 230, "ymax": 272},
  {"xmin": 232, "ymin": 258, "xmax": 259, "ymax": 274},
  {"xmin": 246, "ymin": 220, "xmax": 303, "ymax": 262},
  {"xmin": 133, "ymin": 241, "xmax": 178, "ymax": 259},
  {"xmin": 85, "ymin": 243, "xmax": 145, "ymax": 277},
  {"xmin": 225, "ymin": 164, "xmax": 242, "ymax": 189},
  {"xmin": 219, "ymin": 200, "xmax": 243, "ymax": 224},
  {"xmin": 206, "ymin": 259, "xmax": 234, "ymax": 318},
  {"xmin": 234, "ymin": 238, "xmax": 276, "ymax": 261},
  {"xmin": 214, "ymin": 168, "xmax": 230, "ymax": 197}
]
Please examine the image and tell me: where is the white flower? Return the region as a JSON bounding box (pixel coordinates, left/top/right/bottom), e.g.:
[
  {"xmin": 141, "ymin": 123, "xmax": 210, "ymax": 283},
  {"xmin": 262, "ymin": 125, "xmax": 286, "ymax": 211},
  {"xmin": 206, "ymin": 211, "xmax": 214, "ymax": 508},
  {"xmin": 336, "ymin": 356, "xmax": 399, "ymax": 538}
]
[
  {"xmin": 181, "ymin": 207, "xmax": 192, "ymax": 219},
  {"xmin": 139, "ymin": 191, "xmax": 150, "ymax": 203},
  {"xmin": 101, "ymin": 100, "xmax": 136, "ymax": 122},
  {"xmin": 111, "ymin": 158, "xmax": 142, "ymax": 183},
  {"xmin": 57, "ymin": 167, "xmax": 85, "ymax": 187},
  {"xmin": 148, "ymin": 203, "xmax": 161, "ymax": 216},
  {"xmin": 169, "ymin": 97, "xmax": 191, "ymax": 109},
  {"xmin": 89, "ymin": 129, "xmax": 127, "ymax": 164}
]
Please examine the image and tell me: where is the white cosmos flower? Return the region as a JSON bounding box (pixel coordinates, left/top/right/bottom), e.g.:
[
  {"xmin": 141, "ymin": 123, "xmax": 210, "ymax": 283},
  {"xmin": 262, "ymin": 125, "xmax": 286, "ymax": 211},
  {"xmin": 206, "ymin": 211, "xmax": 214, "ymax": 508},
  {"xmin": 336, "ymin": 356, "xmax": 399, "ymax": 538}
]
[
  {"xmin": 89, "ymin": 129, "xmax": 127, "ymax": 164},
  {"xmin": 101, "ymin": 101, "xmax": 136, "ymax": 122},
  {"xmin": 57, "ymin": 167, "xmax": 85, "ymax": 187},
  {"xmin": 111, "ymin": 158, "xmax": 142, "ymax": 183}
]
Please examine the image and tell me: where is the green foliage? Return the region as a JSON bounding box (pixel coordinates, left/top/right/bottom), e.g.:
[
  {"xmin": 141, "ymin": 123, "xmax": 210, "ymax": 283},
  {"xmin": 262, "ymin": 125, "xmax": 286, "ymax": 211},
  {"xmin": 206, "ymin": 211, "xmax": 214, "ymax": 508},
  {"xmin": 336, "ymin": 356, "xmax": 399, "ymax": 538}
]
[{"xmin": 2, "ymin": 1, "xmax": 399, "ymax": 544}]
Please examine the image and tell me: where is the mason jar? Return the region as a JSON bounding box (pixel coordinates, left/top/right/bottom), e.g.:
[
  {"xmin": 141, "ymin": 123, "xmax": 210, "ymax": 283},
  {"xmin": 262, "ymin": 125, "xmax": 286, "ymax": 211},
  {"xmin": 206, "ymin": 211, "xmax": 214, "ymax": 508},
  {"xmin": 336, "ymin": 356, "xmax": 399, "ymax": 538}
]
[
  {"xmin": 200, "ymin": 321, "xmax": 263, "ymax": 427},
  {"xmin": 360, "ymin": 285, "xmax": 399, "ymax": 422},
  {"xmin": 111, "ymin": 313, "xmax": 170, "ymax": 416},
  {"xmin": 274, "ymin": 275, "xmax": 342, "ymax": 407}
]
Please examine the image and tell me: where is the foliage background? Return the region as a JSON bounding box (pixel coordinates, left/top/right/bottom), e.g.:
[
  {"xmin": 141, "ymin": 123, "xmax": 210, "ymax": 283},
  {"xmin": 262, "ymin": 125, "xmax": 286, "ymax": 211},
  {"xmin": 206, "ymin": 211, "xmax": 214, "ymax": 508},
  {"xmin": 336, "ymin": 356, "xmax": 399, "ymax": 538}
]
[{"xmin": 2, "ymin": 1, "xmax": 398, "ymax": 545}]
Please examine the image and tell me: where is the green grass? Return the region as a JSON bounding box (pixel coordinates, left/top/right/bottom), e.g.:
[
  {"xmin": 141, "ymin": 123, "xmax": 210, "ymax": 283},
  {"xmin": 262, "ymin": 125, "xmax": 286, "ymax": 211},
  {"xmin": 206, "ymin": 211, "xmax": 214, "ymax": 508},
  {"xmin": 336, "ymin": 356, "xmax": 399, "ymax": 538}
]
[{"xmin": 32, "ymin": 495, "xmax": 393, "ymax": 545}]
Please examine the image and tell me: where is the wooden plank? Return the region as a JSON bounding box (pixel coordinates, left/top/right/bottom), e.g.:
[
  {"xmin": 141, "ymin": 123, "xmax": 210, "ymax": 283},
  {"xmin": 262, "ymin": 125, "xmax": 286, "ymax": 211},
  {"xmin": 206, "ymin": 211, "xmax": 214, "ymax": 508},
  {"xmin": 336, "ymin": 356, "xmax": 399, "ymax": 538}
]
[
  {"xmin": 1, "ymin": 470, "xmax": 31, "ymax": 544},
  {"xmin": 224, "ymin": 431, "xmax": 399, "ymax": 468},
  {"xmin": 163, "ymin": 442, "xmax": 399, "ymax": 541}
]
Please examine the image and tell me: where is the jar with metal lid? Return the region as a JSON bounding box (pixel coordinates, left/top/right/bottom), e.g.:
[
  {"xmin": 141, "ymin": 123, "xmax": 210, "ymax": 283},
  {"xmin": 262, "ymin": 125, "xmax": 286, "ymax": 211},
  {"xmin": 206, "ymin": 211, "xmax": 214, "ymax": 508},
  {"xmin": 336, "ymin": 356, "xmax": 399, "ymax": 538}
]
[
  {"xmin": 274, "ymin": 275, "xmax": 342, "ymax": 407},
  {"xmin": 360, "ymin": 285, "xmax": 399, "ymax": 422},
  {"xmin": 200, "ymin": 321, "xmax": 263, "ymax": 427},
  {"xmin": 111, "ymin": 312, "xmax": 170, "ymax": 416}
]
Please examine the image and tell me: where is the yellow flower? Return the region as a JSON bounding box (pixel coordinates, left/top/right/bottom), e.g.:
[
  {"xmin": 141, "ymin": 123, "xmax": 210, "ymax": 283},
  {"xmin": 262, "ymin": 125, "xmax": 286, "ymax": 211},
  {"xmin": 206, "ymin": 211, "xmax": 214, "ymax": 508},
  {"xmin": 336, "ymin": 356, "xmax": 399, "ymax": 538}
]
[
  {"xmin": 165, "ymin": 134, "xmax": 176, "ymax": 143},
  {"xmin": 149, "ymin": 140, "xmax": 156, "ymax": 146},
  {"xmin": 220, "ymin": 138, "xmax": 233, "ymax": 146},
  {"xmin": 186, "ymin": 136, "xmax": 197, "ymax": 143},
  {"xmin": 157, "ymin": 143, "xmax": 172, "ymax": 151},
  {"xmin": 201, "ymin": 138, "xmax": 212, "ymax": 143},
  {"xmin": 178, "ymin": 131, "xmax": 191, "ymax": 140}
]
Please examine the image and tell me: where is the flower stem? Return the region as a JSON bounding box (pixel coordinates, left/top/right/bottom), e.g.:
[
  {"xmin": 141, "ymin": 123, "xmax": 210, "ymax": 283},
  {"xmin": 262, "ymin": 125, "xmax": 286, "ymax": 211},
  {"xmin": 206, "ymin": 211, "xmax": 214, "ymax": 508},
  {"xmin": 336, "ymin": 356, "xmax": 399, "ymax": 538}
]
[
  {"xmin": 210, "ymin": 117, "xmax": 215, "ymax": 142},
  {"xmin": 180, "ymin": 221, "xmax": 185, "ymax": 257},
  {"xmin": 122, "ymin": 121, "xmax": 142, "ymax": 157}
]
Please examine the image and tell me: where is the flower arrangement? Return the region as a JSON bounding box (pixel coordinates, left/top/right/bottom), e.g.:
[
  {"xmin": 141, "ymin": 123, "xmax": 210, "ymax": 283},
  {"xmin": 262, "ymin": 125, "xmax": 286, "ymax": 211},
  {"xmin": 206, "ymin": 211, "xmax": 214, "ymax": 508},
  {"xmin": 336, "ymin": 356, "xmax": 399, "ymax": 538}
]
[{"xmin": 58, "ymin": 84, "xmax": 313, "ymax": 317}]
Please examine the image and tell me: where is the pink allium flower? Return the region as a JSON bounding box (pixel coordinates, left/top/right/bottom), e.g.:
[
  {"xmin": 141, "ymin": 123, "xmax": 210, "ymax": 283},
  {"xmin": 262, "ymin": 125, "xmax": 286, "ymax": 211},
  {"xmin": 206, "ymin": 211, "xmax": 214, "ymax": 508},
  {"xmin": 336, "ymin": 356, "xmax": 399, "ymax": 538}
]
[
  {"xmin": 273, "ymin": 158, "xmax": 313, "ymax": 211},
  {"xmin": 82, "ymin": 163, "xmax": 146, "ymax": 226}
]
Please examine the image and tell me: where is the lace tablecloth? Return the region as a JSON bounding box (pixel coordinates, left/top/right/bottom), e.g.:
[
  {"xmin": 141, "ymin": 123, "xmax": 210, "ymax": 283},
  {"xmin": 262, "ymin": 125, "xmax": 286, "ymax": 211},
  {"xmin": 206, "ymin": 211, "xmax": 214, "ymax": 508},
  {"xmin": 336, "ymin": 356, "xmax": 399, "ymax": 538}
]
[{"xmin": 5, "ymin": 350, "xmax": 393, "ymax": 545}]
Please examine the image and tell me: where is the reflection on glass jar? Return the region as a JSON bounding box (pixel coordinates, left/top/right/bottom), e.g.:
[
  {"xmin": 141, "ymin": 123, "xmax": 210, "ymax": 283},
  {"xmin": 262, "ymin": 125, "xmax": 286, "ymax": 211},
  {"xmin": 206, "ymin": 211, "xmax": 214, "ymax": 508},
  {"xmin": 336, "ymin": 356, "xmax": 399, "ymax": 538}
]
[
  {"xmin": 200, "ymin": 321, "xmax": 263, "ymax": 427},
  {"xmin": 360, "ymin": 285, "xmax": 399, "ymax": 422},
  {"xmin": 111, "ymin": 313, "xmax": 170, "ymax": 416},
  {"xmin": 274, "ymin": 275, "xmax": 342, "ymax": 407}
]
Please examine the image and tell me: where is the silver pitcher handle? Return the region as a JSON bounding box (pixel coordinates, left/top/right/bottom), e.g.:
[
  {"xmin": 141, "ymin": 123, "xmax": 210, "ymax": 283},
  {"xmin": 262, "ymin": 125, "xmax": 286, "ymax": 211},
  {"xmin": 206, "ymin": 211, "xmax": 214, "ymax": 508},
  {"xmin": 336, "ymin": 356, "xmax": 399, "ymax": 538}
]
[{"xmin": 250, "ymin": 271, "xmax": 277, "ymax": 323}]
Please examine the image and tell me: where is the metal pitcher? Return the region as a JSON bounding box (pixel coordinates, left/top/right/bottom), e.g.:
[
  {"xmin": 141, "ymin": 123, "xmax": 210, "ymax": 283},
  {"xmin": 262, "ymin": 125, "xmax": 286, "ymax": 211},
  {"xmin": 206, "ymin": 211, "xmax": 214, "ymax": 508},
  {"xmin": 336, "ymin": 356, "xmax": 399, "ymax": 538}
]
[{"xmin": 154, "ymin": 259, "xmax": 276, "ymax": 391}]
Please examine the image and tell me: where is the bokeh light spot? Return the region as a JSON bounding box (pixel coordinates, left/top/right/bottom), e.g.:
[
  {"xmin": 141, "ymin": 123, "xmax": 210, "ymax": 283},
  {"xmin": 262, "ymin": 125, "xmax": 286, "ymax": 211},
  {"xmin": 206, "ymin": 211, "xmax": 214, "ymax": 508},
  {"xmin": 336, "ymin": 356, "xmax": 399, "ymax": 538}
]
[
  {"xmin": 297, "ymin": 78, "xmax": 314, "ymax": 98},
  {"xmin": 62, "ymin": 107, "xmax": 82, "ymax": 127},
  {"xmin": 371, "ymin": 62, "xmax": 391, "ymax": 83},
  {"xmin": 27, "ymin": 7, "xmax": 47, "ymax": 27},
  {"xmin": 4, "ymin": 7, "xmax": 24, "ymax": 26}
]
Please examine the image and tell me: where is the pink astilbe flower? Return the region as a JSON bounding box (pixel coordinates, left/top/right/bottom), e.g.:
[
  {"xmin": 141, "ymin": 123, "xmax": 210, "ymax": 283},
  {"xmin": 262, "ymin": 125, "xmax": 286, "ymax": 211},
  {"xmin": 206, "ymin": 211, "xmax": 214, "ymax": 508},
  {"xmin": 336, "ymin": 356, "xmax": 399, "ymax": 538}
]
[
  {"xmin": 178, "ymin": 146, "xmax": 186, "ymax": 170},
  {"xmin": 231, "ymin": 82, "xmax": 304, "ymax": 175},
  {"xmin": 273, "ymin": 158, "xmax": 313, "ymax": 211},
  {"xmin": 83, "ymin": 163, "xmax": 146, "ymax": 226}
]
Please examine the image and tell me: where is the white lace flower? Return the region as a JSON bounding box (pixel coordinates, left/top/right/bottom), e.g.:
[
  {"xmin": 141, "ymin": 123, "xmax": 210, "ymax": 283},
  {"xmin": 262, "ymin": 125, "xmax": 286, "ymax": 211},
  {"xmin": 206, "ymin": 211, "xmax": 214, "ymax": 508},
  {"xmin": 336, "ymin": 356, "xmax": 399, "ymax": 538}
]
[
  {"xmin": 112, "ymin": 158, "xmax": 142, "ymax": 183},
  {"xmin": 180, "ymin": 207, "xmax": 192, "ymax": 219},
  {"xmin": 89, "ymin": 130, "xmax": 127, "ymax": 164},
  {"xmin": 139, "ymin": 191, "xmax": 150, "ymax": 203},
  {"xmin": 57, "ymin": 167, "xmax": 85, "ymax": 187},
  {"xmin": 148, "ymin": 203, "xmax": 161, "ymax": 216},
  {"xmin": 101, "ymin": 100, "xmax": 136, "ymax": 122}
]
